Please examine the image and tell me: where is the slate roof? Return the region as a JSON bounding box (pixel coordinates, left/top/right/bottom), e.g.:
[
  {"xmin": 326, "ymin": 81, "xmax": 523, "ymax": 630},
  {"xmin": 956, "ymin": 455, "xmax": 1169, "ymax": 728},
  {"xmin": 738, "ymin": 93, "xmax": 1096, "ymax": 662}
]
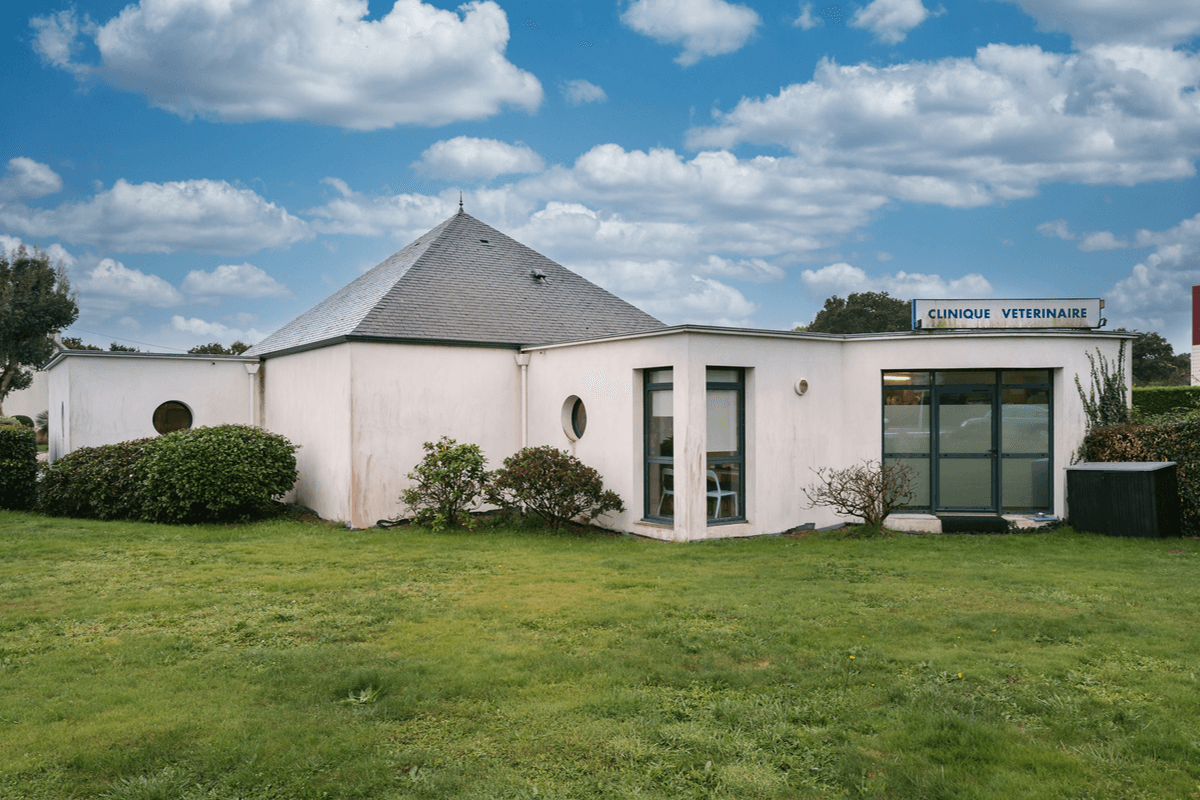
[{"xmin": 247, "ymin": 210, "xmax": 665, "ymax": 357}]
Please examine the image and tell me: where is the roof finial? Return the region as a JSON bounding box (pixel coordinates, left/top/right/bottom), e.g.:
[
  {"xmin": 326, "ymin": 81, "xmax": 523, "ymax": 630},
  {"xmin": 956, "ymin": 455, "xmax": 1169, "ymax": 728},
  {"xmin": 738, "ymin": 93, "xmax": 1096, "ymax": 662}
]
[{"xmin": 458, "ymin": 192, "xmax": 463, "ymax": 213}]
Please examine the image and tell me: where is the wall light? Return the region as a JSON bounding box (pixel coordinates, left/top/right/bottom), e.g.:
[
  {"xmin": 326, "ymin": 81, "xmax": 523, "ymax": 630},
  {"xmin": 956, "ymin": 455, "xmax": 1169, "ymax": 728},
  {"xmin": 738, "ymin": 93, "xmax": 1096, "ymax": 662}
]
[{"xmin": 794, "ymin": 380, "xmax": 808, "ymax": 396}]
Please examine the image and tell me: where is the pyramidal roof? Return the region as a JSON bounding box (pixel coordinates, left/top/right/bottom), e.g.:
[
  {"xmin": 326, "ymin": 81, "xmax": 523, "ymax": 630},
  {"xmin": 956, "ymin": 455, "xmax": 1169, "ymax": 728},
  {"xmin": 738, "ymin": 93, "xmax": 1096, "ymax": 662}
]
[{"xmin": 247, "ymin": 210, "xmax": 665, "ymax": 357}]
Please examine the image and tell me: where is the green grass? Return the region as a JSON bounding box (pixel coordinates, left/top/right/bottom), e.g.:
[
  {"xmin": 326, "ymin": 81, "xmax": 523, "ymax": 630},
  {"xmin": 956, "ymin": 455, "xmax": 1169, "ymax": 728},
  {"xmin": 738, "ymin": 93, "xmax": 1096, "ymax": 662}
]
[{"xmin": 1, "ymin": 512, "xmax": 1198, "ymax": 799}]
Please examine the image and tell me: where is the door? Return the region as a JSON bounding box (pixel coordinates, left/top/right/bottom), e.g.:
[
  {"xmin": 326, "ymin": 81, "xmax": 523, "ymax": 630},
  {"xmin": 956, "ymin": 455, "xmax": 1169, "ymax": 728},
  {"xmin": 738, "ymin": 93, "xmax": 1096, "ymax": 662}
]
[{"xmin": 934, "ymin": 376, "xmax": 996, "ymax": 511}]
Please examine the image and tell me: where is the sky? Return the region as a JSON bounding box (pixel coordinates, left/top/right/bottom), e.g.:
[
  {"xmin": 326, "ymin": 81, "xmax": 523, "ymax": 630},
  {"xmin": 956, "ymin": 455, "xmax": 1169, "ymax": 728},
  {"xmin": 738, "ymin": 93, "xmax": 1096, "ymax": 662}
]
[{"xmin": 2, "ymin": 0, "xmax": 1198, "ymax": 354}]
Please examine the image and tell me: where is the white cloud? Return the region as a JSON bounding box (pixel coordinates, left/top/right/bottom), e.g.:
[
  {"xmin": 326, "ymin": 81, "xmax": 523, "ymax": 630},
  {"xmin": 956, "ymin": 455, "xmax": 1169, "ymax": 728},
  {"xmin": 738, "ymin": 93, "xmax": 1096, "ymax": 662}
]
[
  {"xmin": 688, "ymin": 44, "xmax": 1200, "ymax": 202},
  {"xmin": 0, "ymin": 178, "xmax": 310, "ymax": 254},
  {"xmin": 638, "ymin": 276, "xmax": 758, "ymax": 325},
  {"xmin": 696, "ymin": 255, "xmax": 785, "ymax": 282},
  {"xmin": 181, "ymin": 263, "xmax": 294, "ymax": 301},
  {"xmin": 1038, "ymin": 219, "xmax": 1075, "ymax": 240},
  {"xmin": 412, "ymin": 137, "xmax": 545, "ymax": 181},
  {"xmin": 30, "ymin": 0, "xmax": 542, "ymax": 130},
  {"xmin": 1001, "ymin": 0, "xmax": 1200, "ymax": 47},
  {"xmin": 0, "ymin": 158, "xmax": 63, "ymax": 203},
  {"xmin": 1077, "ymin": 231, "xmax": 1129, "ymax": 251},
  {"xmin": 794, "ymin": 4, "xmax": 822, "ymax": 30},
  {"xmin": 620, "ymin": 0, "xmax": 761, "ymax": 66},
  {"xmin": 850, "ymin": 0, "xmax": 930, "ymax": 44},
  {"xmin": 800, "ymin": 262, "xmax": 992, "ymax": 299},
  {"xmin": 1106, "ymin": 213, "xmax": 1200, "ymax": 349},
  {"xmin": 169, "ymin": 315, "xmax": 265, "ymax": 344},
  {"xmin": 306, "ymin": 178, "xmax": 457, "ymax": 238},
  {"xmin": 563, "ymin": 79, "xmax": 607, "ymax": 106},
  {"xmin": 80, "ymin": 258, "xmax": 183, "ymax": 312}
]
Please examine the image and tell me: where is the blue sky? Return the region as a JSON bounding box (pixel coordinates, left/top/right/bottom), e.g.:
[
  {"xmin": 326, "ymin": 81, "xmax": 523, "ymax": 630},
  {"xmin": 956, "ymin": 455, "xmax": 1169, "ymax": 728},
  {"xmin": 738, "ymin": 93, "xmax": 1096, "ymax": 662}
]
[{"xmin": 2, "ymin": 0, "xmax": 1198, "ymax": 352}]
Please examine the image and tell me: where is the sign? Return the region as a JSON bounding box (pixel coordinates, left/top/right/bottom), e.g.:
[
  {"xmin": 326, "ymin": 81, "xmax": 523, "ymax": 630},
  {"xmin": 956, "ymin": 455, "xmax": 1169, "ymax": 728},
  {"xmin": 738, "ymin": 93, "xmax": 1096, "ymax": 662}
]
[{"xmin": 912, "ymin": 298, "xmax": 1103, "ymax": 330}]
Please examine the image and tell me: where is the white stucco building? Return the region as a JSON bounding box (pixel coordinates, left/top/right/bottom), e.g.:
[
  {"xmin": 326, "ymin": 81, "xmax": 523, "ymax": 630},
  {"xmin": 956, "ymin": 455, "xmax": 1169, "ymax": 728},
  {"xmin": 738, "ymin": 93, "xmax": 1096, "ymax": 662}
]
[{"xmin": 45, "ymin": 210, "xmax": 1132, "ymax": 538}]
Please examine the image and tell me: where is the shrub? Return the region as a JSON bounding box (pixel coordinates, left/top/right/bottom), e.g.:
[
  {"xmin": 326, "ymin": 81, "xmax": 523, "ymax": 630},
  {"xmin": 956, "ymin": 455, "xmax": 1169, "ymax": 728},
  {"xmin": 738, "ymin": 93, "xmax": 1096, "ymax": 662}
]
[
  {"xmin": 1132, "ymin": 386, "xmax": 1200, "ymax": 417},
  {"xmin": 138, "ymin": 425, "xmax": 298, "ymax": 524},
  {"xmin": 38, "ymin": 438, "xmax": 157, "ymax": 520},
  {"xmin": 488, "ymin": 446, "xmax": 623, "ymax": 532},
  {"xmin": 399, "ymin": 437, "xmax": 489, "ymax": 532},
  {"xmin": 1075, "ymin": 342, "xmax": 1129, "ymax": 432},
  {"xmin": 802, "ymin": 459, "xmax": 914, "ymax": 531},
  {"xmin": 1081, "ymin": 413, "xmax": 1200, "ymax": 535},
  {"xmin": 11, "ymin": 415, "xmax": 33, "ymax": 428},
  {"xmin": 0, "ymin": 420, "xmax": 38, "ymax": 511}
]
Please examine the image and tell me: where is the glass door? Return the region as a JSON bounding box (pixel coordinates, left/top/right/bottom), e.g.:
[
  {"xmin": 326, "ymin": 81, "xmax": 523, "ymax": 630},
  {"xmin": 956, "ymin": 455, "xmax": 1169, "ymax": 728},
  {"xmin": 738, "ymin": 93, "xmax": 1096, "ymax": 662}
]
[{"xmin": 934, "ymin": 373, "xmax": 996, "ymax": 511}]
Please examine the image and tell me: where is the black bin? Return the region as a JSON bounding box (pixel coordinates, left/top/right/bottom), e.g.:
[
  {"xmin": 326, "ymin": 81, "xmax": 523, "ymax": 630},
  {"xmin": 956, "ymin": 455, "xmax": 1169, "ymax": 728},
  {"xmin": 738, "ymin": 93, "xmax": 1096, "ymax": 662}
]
[{"xmin": 1066, "ymin": 462, "xmax": 1180, "ymax": 538}]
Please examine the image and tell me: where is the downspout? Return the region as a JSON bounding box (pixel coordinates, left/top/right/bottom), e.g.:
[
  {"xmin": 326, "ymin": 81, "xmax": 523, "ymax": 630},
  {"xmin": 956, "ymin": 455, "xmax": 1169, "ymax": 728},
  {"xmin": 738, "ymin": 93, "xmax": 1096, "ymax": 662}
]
[{"xmin": 515, "ymin": 352, "xmax": 531, "ymax": 448}]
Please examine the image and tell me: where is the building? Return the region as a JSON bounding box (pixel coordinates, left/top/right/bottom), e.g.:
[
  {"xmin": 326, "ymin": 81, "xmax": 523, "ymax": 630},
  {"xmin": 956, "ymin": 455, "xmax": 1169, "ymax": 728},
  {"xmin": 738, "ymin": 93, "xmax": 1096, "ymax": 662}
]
[{"xmin": 44, "ymin": 210, "xmax": 1133, "ymax": 538}]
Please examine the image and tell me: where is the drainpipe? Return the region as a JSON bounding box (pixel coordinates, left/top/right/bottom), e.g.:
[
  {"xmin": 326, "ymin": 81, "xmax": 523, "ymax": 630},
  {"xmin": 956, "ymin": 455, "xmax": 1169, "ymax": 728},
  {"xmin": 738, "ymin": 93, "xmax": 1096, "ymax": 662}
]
[{"xmin": 515, "ymin": 352, "xmax": 531, "ymax": 448}]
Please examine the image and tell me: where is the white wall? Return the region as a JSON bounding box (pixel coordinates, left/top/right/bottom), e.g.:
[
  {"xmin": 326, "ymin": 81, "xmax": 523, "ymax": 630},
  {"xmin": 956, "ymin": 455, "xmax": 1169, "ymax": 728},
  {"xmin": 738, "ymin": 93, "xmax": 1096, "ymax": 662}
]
[
  {"xmin": 45, "ymin": 352, "xmax": 257, "ymax": 459},
  {"xmin": 2, "ymin": 370, "xmax": 49, "ymax": 420}
]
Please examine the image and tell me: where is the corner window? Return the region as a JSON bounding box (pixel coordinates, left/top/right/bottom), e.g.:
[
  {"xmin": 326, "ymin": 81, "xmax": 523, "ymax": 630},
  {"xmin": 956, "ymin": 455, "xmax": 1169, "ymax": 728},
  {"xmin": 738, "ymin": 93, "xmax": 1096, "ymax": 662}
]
[
  {"xmin": 644, "ymin": 369, "xmax": 674, "ymax": 521},
  {"xmin": 153, "ymin": 401, "xmax": 193, "ymax": 434},
  {"xmin": 707, "ymin": 367, "xmax": 744, "ymax": 523}
]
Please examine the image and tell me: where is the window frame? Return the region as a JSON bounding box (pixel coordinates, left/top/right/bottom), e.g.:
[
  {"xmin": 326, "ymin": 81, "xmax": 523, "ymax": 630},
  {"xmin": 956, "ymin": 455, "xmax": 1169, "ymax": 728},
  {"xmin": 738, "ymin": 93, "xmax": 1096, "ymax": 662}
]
[
  {"xmin": 706, "ymin": 366, "xmax": 746, "ymax": 525},
  {"xmin": 643, "ymin": 368, "xmax": 674, "ymax": 523}
]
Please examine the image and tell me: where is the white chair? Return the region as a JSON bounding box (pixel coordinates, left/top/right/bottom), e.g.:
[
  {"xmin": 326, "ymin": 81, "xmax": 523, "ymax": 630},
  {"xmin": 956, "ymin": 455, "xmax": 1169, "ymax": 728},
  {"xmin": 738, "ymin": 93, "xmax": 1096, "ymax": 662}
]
[
  {"xmin": 707, "ymin": 469, "xmax": 738, "ymax": 518},
  {"xmin": 656, "ymin": 468, "xmax": 674, "ymax": 515}
]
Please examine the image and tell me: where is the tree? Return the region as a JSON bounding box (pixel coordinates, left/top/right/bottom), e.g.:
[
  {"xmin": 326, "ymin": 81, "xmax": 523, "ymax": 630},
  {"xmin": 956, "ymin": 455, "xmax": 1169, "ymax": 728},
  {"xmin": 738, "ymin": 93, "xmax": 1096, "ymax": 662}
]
[
  {"xmin": 1123, "ymin": 330, "xmax": 1190, "ymax": 386},
  {"xmin": 109, "ymin": 342, "xmax": 139, "ymax": 352},
  {"xmin": 62, "ymin": 337, "xmax": 101, "ymax": 351},
  {"xmin": 188, "ymin": 341, "xmax": 251, "ymax": 355},
  {"xmin": 0, "ymin": 246, "xmax": 78, "ymax": 415},
  {"xmin": 803, "ymin": 291, "xmax": 911, "ymax": 334}
]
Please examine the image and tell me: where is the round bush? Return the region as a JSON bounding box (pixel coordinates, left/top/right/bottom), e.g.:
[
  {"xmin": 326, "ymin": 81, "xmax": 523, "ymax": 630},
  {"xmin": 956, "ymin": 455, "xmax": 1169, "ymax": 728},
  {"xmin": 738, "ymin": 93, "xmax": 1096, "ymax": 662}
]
[
  {"xmin": 0, "ymin": 422, "xmax": 38, "ymax": 511},
  {"xmin": 138, "ymin": 425, "xmax": 299, "ymax": 524},
  {"xmin": 38, "ymin": 438, "xmax": 156, "ymax": 519},
  {"xmin": 488, "ymin": 446, "xmax": 623, "ymax": 532}
]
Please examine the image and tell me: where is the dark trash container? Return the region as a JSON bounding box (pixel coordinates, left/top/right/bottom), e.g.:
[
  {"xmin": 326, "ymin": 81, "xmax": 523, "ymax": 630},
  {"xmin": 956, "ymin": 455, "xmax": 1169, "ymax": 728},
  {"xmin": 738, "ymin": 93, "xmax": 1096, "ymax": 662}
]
[{"xmin": 1066, "ymin": 462, "xmax": 1180, "ymax": 538}]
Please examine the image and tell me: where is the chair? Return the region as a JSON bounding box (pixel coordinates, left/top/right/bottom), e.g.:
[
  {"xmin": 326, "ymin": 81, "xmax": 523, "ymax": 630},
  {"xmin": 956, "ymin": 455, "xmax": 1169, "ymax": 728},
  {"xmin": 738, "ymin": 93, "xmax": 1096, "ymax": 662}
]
[
  {"xmin": 656, "ymin": 468, "xmax": 674, "ymax": 515},
  {"xmin": 707, "ymin": 469, "xmax": 738, "ymax": 518}
]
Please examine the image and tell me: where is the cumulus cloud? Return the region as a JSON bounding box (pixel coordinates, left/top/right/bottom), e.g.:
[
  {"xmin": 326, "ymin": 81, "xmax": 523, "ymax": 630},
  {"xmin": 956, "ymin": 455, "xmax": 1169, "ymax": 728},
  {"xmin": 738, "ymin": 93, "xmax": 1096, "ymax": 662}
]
[
  {"xmin": 688, "ymin": 44, "xmax": 1200, "ymax": 202},
  {"xmin": 0, "ymin": 178, "xmax": 310, "ymax": 254},
  {"xmin": 412, "ymin": 137, "xmax": 545, "ymax": 181},
  {"xmin": 181, "ymin": 263, "xmax": 295, "ymax": 302},
  {"xmin": 306, "ymin": 178, "xmax": 458, "ymax": 238},
  {"xmin": 80, "ymin": 259, "xmax": 183, "ymax": 314},
  {"xmin": 620, "ymin": 0, "xmax": 761, "ymax": 66},
  {"xmin": 0, "ymin": 158, "xmax": 63, "ymax": 203},
  {"xmin": 850, "ymin": 0, "xmax": 930, "ymax": 44},
  {"xmin": 1001, "ymin": 0, "xmax": 1200, "ymax": 47},
  {"xmin": 169, "ymin": 315, "xmax": 265, "ymax": 344},
  {"xmin": 794, "ymin": 4, "xmax": 822, "ymax": 30},
  {"xmin": 638, "ymin": 276, "xmax": 758, "ymax": 325},
  {"xmin": 563, "ymin": 79, "xmax": 607, "ymax": 106},
  {"xmin": 1106, "ymin": 213, "xmax": 1200, "ymax": 348},
  {"xmin": 0, "ymin": 236, "xmax": 76, "ymax": 271},
  {"xmin": 1038, "ymin": 219, "xmax": 1075, "ymax": 240},
  {"xmin": 30, "ymin": 0, "xmax": 542, "ymax": 130},
  {"xmin": 1077, "ymin": 231, "xmax": 1129, "ymax": 251},
  {"xmin": 800, "ymin": 262, "xmax": 992, "ymax": 299}
]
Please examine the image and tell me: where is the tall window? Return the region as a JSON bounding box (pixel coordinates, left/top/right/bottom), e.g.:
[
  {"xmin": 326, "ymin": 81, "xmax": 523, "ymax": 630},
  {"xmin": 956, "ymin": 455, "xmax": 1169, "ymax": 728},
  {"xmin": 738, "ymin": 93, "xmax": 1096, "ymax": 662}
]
[
  {"xmin": 644, "ymin": 368, "xmax": 674, "ymax": 521},
  {"xmin": 706, "ymin": 367, "xmax": 744, "ymax": 523},
  {"xmin": 882, "ymin": 370, "xmax": 1052, "ymax": 513}
]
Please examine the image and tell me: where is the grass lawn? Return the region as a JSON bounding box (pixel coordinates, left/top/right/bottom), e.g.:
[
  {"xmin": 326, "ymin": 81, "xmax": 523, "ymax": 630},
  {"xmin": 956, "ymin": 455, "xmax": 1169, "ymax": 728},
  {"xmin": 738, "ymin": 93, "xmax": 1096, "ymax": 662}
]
[{"xmin": 0, "ymin": 512, "xmax": 1197, "ymax": 799}]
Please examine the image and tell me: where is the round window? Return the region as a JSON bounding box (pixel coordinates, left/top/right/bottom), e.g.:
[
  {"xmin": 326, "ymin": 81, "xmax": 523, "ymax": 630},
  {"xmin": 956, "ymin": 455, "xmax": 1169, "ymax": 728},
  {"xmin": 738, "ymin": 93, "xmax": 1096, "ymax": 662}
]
[
  {"xmin": 153, "ymin": 401, "xmax": 193, "ymax": 434},
  {"xmin": 561, "ymin": 395, "xmax": 587, "ymax": 441}
]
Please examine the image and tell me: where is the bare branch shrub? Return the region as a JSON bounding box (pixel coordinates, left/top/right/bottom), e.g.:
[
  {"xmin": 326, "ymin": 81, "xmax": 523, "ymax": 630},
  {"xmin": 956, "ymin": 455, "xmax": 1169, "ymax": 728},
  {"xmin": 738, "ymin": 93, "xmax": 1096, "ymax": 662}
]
[{"xmin": 802, "ymin": 459, "xmax": 914, "ymax": 530}]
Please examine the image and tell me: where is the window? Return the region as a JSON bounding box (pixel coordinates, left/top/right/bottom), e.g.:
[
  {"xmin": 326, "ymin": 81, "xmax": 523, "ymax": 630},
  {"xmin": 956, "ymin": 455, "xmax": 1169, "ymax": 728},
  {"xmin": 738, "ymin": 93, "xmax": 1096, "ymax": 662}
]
[
  {"xmin": 644, "ymin": 369, "xmax": 674, "ymax": 521},
  {"xmin": 153, "ymin": 401, "xmax": 193, "ymax": 434},
  {"xmin": 882, "ymin": 370, "xmax": 1052, "ymax": 513},
  {"xmin": 706, "ymin": 367, "xmax": 744, "ymax": 523},
  {"xmin": 562, "ymin": 396, "xmax": 587, "ymax": 440}
]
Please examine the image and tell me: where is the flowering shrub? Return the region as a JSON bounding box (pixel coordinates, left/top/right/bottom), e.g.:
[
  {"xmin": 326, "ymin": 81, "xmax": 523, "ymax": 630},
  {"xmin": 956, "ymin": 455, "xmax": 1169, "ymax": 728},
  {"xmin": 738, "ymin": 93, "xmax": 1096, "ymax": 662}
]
[
  {"xmin": 488, "ymin": 446, "xmax": 623, "ymax": 532},
  {"xmin": 400, "ymin": 437, "xmax": 489, "ymax": 532}
]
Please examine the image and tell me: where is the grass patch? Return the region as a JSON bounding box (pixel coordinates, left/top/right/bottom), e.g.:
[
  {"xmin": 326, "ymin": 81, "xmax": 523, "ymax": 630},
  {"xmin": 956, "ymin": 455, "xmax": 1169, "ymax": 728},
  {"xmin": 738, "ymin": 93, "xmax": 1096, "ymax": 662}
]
[{"xmin": 1, "ymin": 512, "xmax": 1198, "ymax": 798}]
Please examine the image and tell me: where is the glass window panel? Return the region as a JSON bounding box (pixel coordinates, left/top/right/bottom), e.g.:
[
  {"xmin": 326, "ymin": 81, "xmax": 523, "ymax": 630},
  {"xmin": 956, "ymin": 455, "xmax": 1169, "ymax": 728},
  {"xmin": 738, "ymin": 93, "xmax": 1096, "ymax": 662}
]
[
  {"xmin": 649, "ymin": 389, "xmax": 673, "ymax": 457},
  {"xmin": 649, "ymin": 464, "xmax": 675, "ymax": 519},
  {"xmin": 706, "ymin": 368, "xmax": 739, "ymax": 383},
  {"xmin": 884, "ymin": 389, "xmax": 931, "ymax": 454},
  {"xmin": 706, "ymin": 464, "xmax": 740, "ymax": 520},
  {"xmin": 936, "ymin": 371, "xmax": 995, "ymax": 386},
  {"xmin": 886, "ymin": 457, "xmax": 930, "ymax": 510},
  {"xmin": 939, "ymin": 458, "xmax": 992, "ymax": 508},
  {"xmin": 1001, "ymin": 458, "xmax": 1050, "ymax": 511},
  {"xmin": 1002, "ymin": 370, "xmax": 1051, "ymax": 385},
  {"xmin": 706, "ymin": 389, "xmax": 739, "ymax": 457},
  {"xmin": 938, "ymin": 391, "xmax": 993, "ymax": 453},
  {"xmin": 883, "ymin": 371, "xmax": 930, "ymax": 386},
  {"xmin": 647, "ymin": 368, "xmax": 673, "ymax": 385},
  {"xmin": 1001, "ymin": 388, "xmax": 1049, "ymax": 454}
]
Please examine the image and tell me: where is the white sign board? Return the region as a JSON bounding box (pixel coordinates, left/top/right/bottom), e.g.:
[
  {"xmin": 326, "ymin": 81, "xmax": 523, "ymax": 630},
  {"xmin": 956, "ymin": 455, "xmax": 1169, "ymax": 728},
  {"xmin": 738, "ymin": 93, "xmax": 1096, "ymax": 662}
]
[{"xmin": 913, "ymin": 298, "xmax": 1103, "ymax": 330}]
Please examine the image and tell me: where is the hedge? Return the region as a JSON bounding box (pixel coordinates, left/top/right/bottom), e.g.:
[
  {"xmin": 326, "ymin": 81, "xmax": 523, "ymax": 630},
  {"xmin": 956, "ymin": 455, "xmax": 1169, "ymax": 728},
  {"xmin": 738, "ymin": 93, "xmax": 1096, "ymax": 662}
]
[
  {"xmin": 1132, "ymin": 386, "xmax": 1200, "ymax": 417},
  {"xmin": 0, "ymin": 420, "xmax": 38, "ymax": 511},
  {"xmin": 1080, "ymin": 413, "xmax": 1200, "ymax": 535},
  {"xmin": 38, "ymin": 438, "xmax": 158, "ymax": 520}
]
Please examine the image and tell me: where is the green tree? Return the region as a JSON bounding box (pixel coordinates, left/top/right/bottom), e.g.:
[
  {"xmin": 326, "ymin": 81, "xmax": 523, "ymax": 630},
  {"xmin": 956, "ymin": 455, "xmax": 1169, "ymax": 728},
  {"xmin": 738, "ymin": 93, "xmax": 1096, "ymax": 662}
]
[
  {"xmin": 0, "ymin": 246, "xmax": 78, "ymax": 415},
  {"xmin": 109, "ymin": 342, "xmax": 139, "ymax": 352},
  {"xmin": 188, "ymin": 341, "xmax": 251, "ymax": 355},
  {"xmin": 803, "ymin": 291, "xmax": 912, "ymax": 334},
  {"xmin": 62, "ymin": 337, "xmax": 101, "ymax": 351},
  {"xmin": 1124, "ymin": 330, "xmax": 1190, "ymax": 386}
]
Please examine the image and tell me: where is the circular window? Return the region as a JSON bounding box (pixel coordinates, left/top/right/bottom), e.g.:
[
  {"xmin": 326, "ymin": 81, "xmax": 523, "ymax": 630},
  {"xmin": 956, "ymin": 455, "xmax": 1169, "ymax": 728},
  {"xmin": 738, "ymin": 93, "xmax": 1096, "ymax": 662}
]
[
  {"xmin": 153, "ymin": 401, "xmax": 193, "ymax": 434},
  {"xmin": 561, "ymin": 395, "xmax": 587, "ymax": 440}
]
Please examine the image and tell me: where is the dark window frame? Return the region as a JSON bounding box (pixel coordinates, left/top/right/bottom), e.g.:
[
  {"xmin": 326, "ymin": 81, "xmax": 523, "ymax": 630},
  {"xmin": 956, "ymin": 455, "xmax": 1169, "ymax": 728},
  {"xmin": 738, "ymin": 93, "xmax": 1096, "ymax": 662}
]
[
  {"xmin": 643, "ymin": 368, "xmax": 674, "ymax": 523},
  {"xmin": 706, "ymin": 367, "xmax": 746, "ymax": 525},
  {"xmin": 153, "ymin": 400, "xmax": 193, "ymax": 435}
]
